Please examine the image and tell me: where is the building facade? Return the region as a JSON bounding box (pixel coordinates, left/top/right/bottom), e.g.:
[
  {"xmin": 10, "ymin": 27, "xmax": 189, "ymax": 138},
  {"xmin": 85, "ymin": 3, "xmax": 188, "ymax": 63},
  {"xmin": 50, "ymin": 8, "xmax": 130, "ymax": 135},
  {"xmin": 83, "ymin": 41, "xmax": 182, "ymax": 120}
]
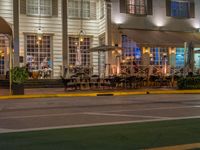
[
  {"xmin": 111, "ymin": 0, "xmax": 200, "ymax": 75},
  {"xmin": 1, "ymin": 0, "xmax": 200, "ymax": 79},
  {"xmin": 0, "ymin": 0, "xmax": 109, "ymax": 79}
]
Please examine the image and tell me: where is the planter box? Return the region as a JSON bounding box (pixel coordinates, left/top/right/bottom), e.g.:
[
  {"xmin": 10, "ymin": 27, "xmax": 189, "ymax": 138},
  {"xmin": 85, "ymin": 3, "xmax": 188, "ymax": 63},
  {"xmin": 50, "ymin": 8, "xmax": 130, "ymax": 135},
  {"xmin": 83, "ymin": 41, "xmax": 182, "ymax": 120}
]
[{"xmin": 12, "ymin": 84, "xmax": 24, "ymax": 95}]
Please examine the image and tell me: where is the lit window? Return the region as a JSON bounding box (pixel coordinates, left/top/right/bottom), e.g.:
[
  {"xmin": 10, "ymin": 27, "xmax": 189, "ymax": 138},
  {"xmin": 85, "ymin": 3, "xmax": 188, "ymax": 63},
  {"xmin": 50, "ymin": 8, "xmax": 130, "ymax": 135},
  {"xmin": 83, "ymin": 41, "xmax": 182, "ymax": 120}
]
[
  {"xmin": 26, "ymin": 35, "xmax": 52, "ymax": 70},
  {"xmin": 171, "ymin": 1, "xmax": 189, "ymax": 18},
  {"xmin": 122, "ymin": 35, "xmax": 141, "ymax": 65},
  {"xmin": 68, "ymin": 0, "xmax": 90, "ymax": 19},
  {"xmin": 127, "ymin": 0, "xmax": 146, "ymax": 15},
  {"xmin": 27, "ymin": 0, "xmax": 52, "ymax": 16},
  {"xmin": 176, "ymin": 48, "xmax": 184, "ymax": 68},
  {"xmin": 0, "ymin": 35, "xmax": 8, "ymax": 75},
  {"xmin": 69, "ymin": 37, "xmax": 91, "ymax": 66},
  {"xmin": 150, "ymin": 48, "xmax": 168, "ymax": 65}
]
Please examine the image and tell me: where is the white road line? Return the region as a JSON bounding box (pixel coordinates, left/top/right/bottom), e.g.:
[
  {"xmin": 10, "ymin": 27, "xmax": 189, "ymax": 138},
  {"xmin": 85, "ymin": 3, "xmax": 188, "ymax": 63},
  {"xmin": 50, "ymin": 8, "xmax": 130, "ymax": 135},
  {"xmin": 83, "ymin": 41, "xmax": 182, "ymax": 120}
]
[
  {"xmin": 0, "ymin": 128, "xmax": 14, "ymax": 132},
  {"xmin": 84, "ymin": 112, "xmax": 171, "ymax": 119},
  {"xmin": 101, "ymin": 105, "xmax": 200, "ymax": 113},
  {"xmin": 192, "ymin": 105, "xmax": 200, "ymax": 108},
  {"xmin": 0, "ymin": 112, "xmax": 83, "ymax": 119},
  {"xmin": 0, "ymin": 105, "xmax": 198, "ymax": 120},
  {"xmin": 1, "ymin": 116, "xmax": 200, "ymax": 134}
]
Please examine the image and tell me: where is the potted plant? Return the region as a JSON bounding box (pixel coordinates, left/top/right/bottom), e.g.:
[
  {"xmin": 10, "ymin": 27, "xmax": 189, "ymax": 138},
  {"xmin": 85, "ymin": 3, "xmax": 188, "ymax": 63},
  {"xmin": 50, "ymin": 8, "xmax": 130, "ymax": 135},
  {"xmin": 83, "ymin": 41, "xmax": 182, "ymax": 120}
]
[{"xmin": 11, "ymin": 66, "xmax": 29, "ymax": 95}]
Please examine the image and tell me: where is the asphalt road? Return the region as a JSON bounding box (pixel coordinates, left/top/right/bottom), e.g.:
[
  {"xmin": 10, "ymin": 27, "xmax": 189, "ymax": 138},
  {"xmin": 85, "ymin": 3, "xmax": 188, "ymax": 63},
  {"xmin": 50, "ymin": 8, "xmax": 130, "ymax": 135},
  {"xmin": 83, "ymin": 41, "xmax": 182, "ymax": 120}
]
[{"xmin": 0, "ymin": 94, "xmax": 200, "ymax": 133}]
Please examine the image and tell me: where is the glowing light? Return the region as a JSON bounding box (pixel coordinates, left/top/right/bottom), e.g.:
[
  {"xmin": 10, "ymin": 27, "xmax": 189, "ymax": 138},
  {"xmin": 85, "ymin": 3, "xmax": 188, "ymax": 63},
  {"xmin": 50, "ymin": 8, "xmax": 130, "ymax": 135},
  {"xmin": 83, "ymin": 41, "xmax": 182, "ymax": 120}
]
[
  {"xmin": 37, "ymin": 27, "xmax": 43, "ymax": 42},
  {"xmin": 69, "ymin": 64, "xmax": 73, "ymax": 68},
  {"xmin": 117, "ymin": 49, "xmax": 122, "ymax": 54},
  {"xmin": 164, "ymin": 65, "xmax": 167, "ymax": 74},
  {"xmin": 149, "ymin": 13, "xmax": 167, "ymax": 27},
  {"xmin": 80, "ymin": 36, "xmax": 84, "ymax": 42},
  {"xmin": 122, "ymin": 59, "xmax": 126, "ymax": 63},
  {"xmin": 112, "ymin": 13, "xmax": 127, "ymax": 25},
  {"xmin": 79, "ymin": 29, "xmax": 85, "ymax": 42},
  {"xmin": 37, "ymin": 35, "xmax": 42, "ymax": 41}
]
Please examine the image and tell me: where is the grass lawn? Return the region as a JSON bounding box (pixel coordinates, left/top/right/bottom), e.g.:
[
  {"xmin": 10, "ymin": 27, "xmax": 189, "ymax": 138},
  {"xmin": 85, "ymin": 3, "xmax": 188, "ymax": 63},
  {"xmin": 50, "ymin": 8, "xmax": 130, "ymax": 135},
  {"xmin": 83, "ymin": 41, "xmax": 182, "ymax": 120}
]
[{"xmin": 1, "ymin": 119, "xmax": 200, "ymax": 150}]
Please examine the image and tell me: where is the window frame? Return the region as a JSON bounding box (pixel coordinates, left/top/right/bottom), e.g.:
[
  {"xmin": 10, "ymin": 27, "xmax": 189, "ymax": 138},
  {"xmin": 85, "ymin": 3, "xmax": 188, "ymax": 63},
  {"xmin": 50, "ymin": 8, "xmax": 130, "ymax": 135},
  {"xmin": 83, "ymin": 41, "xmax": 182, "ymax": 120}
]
[
  {"xmin": 26, "ymin": 0, "xmax": 52, "ymax": 17},
  {"xmin": 170, "ymin": 0, "xmax": 190, "ymax": 18},
  {"xmin": 68, "ymin": 36, "xmax": 91, "ymax": 67},
  {"xmin": 121, "ymin": 35, "xmax": 142, "ymax": 65},
  {"xmin": 25, "ymin": 34, "xmax": 53, "ymax": 71},
  {"xmin": 68, "ymin": 0, "xmax": 91, "ymax": 19},
  {"xmin": 126, "ymin": 0, "xmax": 147, "ymax": 16}
]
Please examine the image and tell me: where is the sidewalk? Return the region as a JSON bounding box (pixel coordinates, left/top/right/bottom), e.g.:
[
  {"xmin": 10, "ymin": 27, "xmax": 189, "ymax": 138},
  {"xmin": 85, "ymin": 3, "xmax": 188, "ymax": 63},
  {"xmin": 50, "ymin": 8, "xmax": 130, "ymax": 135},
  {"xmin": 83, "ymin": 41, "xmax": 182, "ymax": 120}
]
[{"xmin": 1, "ymin": 87, "xmax": 200, "ymax": 99}]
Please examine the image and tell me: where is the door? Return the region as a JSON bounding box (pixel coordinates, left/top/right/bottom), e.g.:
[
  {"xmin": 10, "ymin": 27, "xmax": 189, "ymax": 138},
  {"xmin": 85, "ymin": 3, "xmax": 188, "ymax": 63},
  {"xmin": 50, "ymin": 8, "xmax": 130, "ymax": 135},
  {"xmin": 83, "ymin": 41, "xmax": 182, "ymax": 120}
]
[{"xmin": 0, "ymin": 35, "xmax": 8, "ymax": 78}]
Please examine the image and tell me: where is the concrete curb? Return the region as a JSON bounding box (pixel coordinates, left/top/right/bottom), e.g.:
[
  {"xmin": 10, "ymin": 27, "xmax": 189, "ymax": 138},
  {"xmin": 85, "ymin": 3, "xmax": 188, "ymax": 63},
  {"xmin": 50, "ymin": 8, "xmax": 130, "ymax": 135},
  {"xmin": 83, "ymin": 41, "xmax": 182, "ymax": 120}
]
[{"xmin": 1, "ymin": 90, "xmax": 200, "ymax": 100}]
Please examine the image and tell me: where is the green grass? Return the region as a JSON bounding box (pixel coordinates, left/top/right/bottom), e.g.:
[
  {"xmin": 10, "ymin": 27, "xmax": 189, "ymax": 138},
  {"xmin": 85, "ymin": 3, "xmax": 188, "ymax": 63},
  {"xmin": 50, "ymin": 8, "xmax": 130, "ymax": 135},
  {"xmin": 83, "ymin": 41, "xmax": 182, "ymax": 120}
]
[{"xmin": 1, "ymin": 119, "xmax": 200, "ymax": 150}]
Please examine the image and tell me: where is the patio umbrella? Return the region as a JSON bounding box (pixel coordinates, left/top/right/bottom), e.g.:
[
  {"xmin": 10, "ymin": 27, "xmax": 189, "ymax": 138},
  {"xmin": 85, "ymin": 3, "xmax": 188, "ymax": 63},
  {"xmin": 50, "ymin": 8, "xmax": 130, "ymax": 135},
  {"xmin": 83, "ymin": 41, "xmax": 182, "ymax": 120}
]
[
  {"xmin": 187, "ymin": 42, "xmax": 194, "ymax": 73},
  {"xmin": 75, "ymin": 47, "xmax": 82, "ymax": 66},
  {"xmin": 88, "ymin": 45, "xmax": 123, "ymax": 76}
]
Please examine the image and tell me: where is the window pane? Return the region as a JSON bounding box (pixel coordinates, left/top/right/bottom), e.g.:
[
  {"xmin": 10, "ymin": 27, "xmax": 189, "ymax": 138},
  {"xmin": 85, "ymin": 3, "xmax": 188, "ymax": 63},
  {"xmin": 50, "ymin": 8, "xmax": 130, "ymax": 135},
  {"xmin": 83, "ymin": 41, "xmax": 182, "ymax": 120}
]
[
  {"xmin": 0, "ymin": 35, "xmax": 8, "ymax": 75},
  {"xmin": 27, "ymin": 0, "xmax": 39, "ymax": 15},
  {"xmin": 127, "ymin": 0, "xmax": 146, "ymax": 15},
  {"xmin": 68, "ymin": 0, "xmax": 80, "ymax": 18},
  {"xmin": 171, "ymin": 1, "xmax": 189, "ymax": 18},
  {"xmin": 26, "ymin": 35, "xmax": 52, "ymax": 70},
  {"xmin": 68, "ymin": 0, "xmax": 90, "ymax": 19},
  {"xmin": 27, "ymin": 0, "xmax": 52, "ymax": 16},
  {"xmin": 69, "ymin": 37, "xmax": 90, "ymax": 66},
  {"xmin": 176, "ymin": 48, "xmax": 184, "ymax": 68},
  {"xmin": 122, "ymin": 35, "xmax": 141, "ymax": 65}
]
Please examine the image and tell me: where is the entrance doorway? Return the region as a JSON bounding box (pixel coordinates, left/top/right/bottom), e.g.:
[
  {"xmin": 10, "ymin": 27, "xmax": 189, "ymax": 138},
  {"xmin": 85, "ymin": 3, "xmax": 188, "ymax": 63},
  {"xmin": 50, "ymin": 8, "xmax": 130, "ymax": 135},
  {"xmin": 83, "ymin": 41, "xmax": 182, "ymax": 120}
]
[{"xmin": 0, "ymin": 34, "xmax": 9, "ymax": 78}]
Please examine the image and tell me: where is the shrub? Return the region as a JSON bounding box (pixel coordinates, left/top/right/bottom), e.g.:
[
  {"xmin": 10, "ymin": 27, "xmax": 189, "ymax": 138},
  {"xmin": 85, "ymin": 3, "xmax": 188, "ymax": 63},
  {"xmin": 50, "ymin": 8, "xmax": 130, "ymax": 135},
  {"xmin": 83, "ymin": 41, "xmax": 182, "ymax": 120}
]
[
  {"xmin": 177, "ymin": 76, "xmax": 200, "ymax": 89},
  {"xmin": 11, "ymin": 66, "xmax": 29, "ymax": 84}
]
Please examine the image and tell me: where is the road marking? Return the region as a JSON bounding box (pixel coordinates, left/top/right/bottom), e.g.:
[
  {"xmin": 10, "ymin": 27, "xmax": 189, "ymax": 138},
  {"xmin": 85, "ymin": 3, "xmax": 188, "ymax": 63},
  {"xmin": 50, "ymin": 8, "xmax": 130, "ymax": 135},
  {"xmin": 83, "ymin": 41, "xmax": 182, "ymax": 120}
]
[
  {"xmin": 192, "ymin": 105, "xmax": 200, "ymax": 108},
  {"xmin": 84, "ymin": 112, "xmax": 171, "ymax": 119},
  {"xmin": 101, "ymin": 105, "xmax": 198, "ymax": 113},
  {"xmin": 0, "ymin": 112, "xmax": 83, "ymax": 119},
  {"xmin": 1, "ymin": 116, "xmax": 200, "ymax": 134},
  {"xmin": 0, "ymin": 105, "xmax": 198, "ymax": 120},
  {"xmin": 0, "ymin": 128, "xmax": 14, "ymax": 133}
]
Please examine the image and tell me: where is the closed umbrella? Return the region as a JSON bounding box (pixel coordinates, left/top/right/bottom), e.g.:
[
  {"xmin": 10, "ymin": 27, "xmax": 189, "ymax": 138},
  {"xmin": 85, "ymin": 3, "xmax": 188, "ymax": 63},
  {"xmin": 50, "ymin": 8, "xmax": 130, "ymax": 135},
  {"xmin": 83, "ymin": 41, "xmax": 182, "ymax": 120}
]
[
  {"xmin": 187, "ymin": 42, "xmax": 194, "ymax": 73},
  {"xmin": 75, "ymin": 47, "xmax": 82, "ymax": 66}
]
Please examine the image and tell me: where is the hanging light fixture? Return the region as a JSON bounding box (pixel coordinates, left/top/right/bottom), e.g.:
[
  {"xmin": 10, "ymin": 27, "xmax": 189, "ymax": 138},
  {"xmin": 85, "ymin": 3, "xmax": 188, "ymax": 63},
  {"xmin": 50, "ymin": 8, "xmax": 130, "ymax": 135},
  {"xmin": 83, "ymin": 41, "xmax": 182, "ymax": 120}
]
[
  {"xmin": 79, "ymin": 0, "xmax": 85, "ymax": 42},
  {"xmin": 75, "ymin": 0, "xmax": 85, "ymax": 66},
  {"xmin": 37, "ymin": 4, "xmax": 43, "ymax": 42},
  {"xmin": 37, "ymin": 26, "xmax": 43, "ymax": 41},
  {"xmin": 79, "ymin": 29, "xmax": 85, "ymax": 42}
]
